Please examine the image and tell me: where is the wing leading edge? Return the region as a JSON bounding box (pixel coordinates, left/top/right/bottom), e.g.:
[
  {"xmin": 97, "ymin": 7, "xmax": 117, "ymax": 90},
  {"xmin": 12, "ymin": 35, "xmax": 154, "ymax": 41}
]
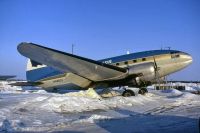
[{"xmin": 18, "ymin": 42, "xmax": 128, "ymax": 82}]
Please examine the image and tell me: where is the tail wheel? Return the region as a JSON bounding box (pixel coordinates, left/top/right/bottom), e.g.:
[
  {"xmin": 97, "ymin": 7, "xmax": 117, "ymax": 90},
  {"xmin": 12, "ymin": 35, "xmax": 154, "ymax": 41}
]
[
  {"xmin": 138, "ymin": 88, "xmax": 148, "ymax": 95},
  {"xmin": 122, "ymin": 89, "xmax": 135, "ymax": 97}
]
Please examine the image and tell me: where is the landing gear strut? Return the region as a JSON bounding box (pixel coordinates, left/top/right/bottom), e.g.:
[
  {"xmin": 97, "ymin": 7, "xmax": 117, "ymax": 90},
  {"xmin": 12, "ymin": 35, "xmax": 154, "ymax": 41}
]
[
  {"xmin": 121, "ymin": 86, "xmax": 148, "ymax": 97},
  {"xmin": 138, "ymin": 88, "xmax": 148, "ymax": 95},
  {"xmin": 122, "ymin": 89, "xmax": 135, "ymax": 97}
]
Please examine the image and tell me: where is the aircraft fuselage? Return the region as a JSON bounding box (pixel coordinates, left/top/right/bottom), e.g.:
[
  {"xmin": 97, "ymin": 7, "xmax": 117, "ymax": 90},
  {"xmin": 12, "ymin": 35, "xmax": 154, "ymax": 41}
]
[{"xmin": 25, "ymin": 49, "xmax": 192, "ymax": 90}]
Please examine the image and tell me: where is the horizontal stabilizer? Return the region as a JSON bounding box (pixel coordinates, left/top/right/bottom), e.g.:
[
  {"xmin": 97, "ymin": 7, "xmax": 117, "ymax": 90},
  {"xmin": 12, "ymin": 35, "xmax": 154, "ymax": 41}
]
[
  {"xmin": 9, "ymin": 81, "xmax": 43, "ymax": 86},
  {"xmin": 0, "ymin": 75, "xmax": 16, "ymax": 80},
  {"xmin": 18, "ymin": 42, "xmax": 127, "ymax": 81}
]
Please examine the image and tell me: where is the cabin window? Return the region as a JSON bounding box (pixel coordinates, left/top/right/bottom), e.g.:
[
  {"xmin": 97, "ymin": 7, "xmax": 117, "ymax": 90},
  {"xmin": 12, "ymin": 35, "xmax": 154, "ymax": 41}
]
[
  {"xmin": 133, "ymin": 60, "xmax": 137, "ymax": 63},
  {"xmin": 124, "ymin": 61, "xmax": 128, "ymax": 65},
  {"xmin": 142, "ymin": 58, "xmax": 146, "ymax": 61},
  {"xmin": 116, "ymin": 63, "xmax": 119, "ymax": 66}
]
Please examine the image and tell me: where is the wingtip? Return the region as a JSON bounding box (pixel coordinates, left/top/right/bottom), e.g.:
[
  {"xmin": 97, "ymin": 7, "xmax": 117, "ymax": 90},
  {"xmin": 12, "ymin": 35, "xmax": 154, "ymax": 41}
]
[
  {"xmin": 17, "ymin": 42, "xmax": 33, "ymax": 55},
  {"xmin": 17, "ymin": 42, "xmax": 26, "ymax": 53}
]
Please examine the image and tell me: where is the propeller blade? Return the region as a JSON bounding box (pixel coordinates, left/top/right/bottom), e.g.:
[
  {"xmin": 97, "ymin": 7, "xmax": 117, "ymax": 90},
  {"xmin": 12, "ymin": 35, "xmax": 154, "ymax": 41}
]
[
  {"xmin": 153, "ymin": 56, "xmax": 160, "ymax": 84},
  {"xmin": 153, "ymin": 56, "xmax": 158, "ymax": 71}
]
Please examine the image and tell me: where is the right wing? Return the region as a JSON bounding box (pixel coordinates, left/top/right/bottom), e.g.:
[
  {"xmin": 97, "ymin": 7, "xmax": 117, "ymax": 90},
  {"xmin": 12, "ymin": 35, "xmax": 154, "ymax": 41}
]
[
  {"xmin": 18, "ymin": 42, "xmax": 128, "ymax": 82},
  {"xmin": 9, "ymin": 81, "xmax": 42, "ymax": 86},
  {"xmin": 0, "ymin": 75, "xmax": 16, "ymax": 80}
]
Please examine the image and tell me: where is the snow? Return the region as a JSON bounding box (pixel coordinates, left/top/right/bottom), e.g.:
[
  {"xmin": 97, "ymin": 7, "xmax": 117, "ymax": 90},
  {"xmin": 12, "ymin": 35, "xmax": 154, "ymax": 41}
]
[{"xmin": 0, "ymin": 81, "xmax": 200, "ymax": 133}]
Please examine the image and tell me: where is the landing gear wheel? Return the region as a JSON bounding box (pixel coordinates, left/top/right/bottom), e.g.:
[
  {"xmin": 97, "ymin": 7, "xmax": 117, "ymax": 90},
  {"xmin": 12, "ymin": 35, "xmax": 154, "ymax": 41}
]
[
  {"xmin": 138, "ymin": 88, "xmax": 148, "ymax": 95},
  {"xmin": 122, "ymin": 90, "xmax": 135, "ymax": 97}
]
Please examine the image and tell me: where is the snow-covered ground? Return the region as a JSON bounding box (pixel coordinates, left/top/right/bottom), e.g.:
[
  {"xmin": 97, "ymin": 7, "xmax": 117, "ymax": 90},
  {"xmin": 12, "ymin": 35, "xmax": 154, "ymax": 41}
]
[{"xmin": 0, "ymin": 81, "xmax": 200, "ymax": 133}]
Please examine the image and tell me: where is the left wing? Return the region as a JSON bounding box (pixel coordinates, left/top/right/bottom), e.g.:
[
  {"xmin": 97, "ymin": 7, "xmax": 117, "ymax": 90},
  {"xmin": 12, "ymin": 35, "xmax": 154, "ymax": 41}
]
[
  {"xmin": 9, "ymin": 81, "xmax": 42, "ymax": 86},
  {"xmin": 18, "ymin": 42, "xmax": 128, "ymax": 82}
]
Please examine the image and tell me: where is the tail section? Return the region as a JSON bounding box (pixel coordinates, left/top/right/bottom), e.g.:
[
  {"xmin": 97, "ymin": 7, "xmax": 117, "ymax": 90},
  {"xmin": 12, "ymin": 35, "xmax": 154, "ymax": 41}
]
[
  {"xmin": 27, "ymin": 59, "xmax": 45, "ymax": 71},
  {"xmin": 26, "ymin": 59, "xmax": 47, "ymax": 81},
  {"xmin": 26, "ymin": 59, "xmax": 62, "ymax": 81}
]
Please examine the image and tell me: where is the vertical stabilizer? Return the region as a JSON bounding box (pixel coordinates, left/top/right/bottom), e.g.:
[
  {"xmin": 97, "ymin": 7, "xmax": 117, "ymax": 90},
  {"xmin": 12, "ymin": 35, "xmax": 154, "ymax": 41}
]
[
  {"xmin": 27, "ymin": 59, "xmax": 46, "ymax": 71},
  {"xmin": 26, "ymin": 59, "xmax": 47, "ymax": 81}
]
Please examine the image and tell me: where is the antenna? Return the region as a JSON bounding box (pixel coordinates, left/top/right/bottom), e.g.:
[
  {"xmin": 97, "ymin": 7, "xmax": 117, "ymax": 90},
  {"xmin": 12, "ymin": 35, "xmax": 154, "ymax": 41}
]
[{"xmin": 72, "ymin": 44, "xmax": 75, "ymax": 54}]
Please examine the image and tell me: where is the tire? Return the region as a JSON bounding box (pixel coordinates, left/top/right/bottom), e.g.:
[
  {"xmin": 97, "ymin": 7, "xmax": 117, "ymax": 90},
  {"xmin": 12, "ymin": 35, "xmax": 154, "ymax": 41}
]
[
  {"xmin": 122, "ymin": 89, "xmax": 135, "ymax": 97},
  {"xmin": 138, "ymin": 88, "xmax": 148, "ymax": 95}
]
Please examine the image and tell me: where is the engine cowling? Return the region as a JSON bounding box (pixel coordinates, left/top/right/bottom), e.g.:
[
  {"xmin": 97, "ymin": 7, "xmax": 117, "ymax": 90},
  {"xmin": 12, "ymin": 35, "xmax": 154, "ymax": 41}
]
[{"xmin": 128, "ymin": 62, "xmax": 156, "ymax": 83}]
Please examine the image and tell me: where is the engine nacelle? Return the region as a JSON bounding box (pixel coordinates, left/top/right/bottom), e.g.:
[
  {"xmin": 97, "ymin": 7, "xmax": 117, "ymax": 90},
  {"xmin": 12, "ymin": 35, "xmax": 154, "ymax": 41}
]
[{"xmin": 128, "ymin": 62, "xmax": 156, "ymax": 83}]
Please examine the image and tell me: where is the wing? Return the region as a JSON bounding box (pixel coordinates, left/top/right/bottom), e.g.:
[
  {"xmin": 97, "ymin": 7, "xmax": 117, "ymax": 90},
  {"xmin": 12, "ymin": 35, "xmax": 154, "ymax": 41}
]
[
  {"xmin": 38, "ymin": 73, "xmax": 92, "ymax": 89},
  {"xmin": 18, "ymin": 42, "xmax": 128, "ymax": 82}
]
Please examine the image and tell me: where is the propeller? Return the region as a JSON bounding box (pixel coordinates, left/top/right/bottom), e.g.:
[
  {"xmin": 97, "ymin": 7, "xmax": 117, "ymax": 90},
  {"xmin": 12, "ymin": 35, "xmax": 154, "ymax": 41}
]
[{"xmin": 153, "ymin": 56, "xmax": 161, "ymax": 88}]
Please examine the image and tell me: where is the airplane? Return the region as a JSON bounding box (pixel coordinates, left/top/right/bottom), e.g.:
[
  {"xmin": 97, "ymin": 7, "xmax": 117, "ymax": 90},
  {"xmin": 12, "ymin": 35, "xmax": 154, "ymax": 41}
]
[
  {"xmin": 0, "ymin": 75, "xmax": 16, "ymax": 81},
  {"xmin": 16, "ymin": 42, "xmax": 193, "ymax": 96}
]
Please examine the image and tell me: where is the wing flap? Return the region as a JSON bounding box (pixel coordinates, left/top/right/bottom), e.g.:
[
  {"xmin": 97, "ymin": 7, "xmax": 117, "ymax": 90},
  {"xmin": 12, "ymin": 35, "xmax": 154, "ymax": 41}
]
[
  {"xmin": 18, "ymin": 42, "xmax": 127, "ymax": 81},
  {"xmin": 39, "ymin": 73, "xmax": 92, "ymax": 89}
]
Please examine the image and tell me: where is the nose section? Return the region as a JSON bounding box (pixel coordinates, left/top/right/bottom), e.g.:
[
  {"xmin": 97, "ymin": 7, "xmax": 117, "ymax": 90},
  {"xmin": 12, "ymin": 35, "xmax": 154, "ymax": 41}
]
[
  {"xmin": 168, "ymin": 51, "xmax": 192, "ymax": 74},
  {"xmin": 180, "ymin": 53, "xmax": 193, "ymax": 67},
  {"xmin": 185, "ymin": 54, "xmax": 193, "ymax": 65}
]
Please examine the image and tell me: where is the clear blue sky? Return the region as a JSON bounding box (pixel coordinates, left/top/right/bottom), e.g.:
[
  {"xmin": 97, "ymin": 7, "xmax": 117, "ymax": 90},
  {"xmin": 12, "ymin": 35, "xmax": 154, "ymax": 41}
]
[{"xmin": 0, "ymin": 0, "xmax": 199, "ymax": 80}]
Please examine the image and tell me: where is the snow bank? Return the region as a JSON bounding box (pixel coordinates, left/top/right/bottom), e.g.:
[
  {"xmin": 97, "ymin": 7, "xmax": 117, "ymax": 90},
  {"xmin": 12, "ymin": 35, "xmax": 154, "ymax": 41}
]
[
  {"xmin": 0, "ymin": 81, "xmax": 22, "ymax": 93},
  {"xmin": 41, "ymin": 96, "xmax": 108, "ymax": 113},
  {"xmin": 148, "ymin": 89, "xmax": 183, "ymax": 97},
  {"xmin": 64, "ymin": 88, "xmax": 101, "ymax": 99},
  {"xmin": 1, "ymin": 82, "xmax": 200, "ymax": 132},
  {"xmin": 161, "ymin": 89, "xmax": 183, "ymax": 95},
  {"xmin": 0, "ymin": 81, "xmax": 46, "ymax": 94}
]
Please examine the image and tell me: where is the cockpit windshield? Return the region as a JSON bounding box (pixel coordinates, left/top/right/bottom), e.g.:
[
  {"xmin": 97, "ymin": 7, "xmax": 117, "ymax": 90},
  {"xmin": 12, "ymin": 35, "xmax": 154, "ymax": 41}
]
[{"xmin": 170, "ymin": 51, "xmax": 180, "ymax": 59}]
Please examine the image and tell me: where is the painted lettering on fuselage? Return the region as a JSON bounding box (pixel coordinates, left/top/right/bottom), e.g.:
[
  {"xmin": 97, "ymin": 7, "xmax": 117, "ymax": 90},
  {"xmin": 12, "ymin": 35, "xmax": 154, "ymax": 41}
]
[{"xmin": 103, "ymin": 60, "xmax": 112, "ymax": 64}]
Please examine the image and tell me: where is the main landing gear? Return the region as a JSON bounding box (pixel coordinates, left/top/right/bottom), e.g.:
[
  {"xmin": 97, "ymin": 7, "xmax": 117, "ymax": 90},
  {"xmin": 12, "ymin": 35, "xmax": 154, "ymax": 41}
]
[
  {"xmin": 122, "ymin": 89, "xmax": 135, "ymax": 97},
  {"xmin": 122, "ymin": 87, "xmax": 148, "ymax": 97},
  {"xmin": 138, "ymin": 88, "xmax": 148, "ymax": 95}
]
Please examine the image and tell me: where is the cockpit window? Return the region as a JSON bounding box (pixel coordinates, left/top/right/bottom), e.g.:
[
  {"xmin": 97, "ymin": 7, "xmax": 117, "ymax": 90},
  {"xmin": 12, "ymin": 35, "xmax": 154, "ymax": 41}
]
[
  {"xmin": 171, "ymin": 54, "xmax": 180, "ymax": 59},
  {"xmin": 170, "ymin": 51, "xmax": 180, "ymax": 59}
]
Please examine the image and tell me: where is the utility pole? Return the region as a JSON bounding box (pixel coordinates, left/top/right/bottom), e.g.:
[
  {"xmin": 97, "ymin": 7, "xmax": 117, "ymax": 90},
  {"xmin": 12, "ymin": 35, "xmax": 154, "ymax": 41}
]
[{"xmin": 72, "ymin": 44, "xmax": 75, "ymax": 54}]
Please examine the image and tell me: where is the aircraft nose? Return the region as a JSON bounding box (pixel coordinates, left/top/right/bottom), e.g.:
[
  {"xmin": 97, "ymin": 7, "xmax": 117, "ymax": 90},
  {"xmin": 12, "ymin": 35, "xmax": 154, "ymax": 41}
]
[
  {"xmin": 181, "ymin": 53, "xmax": 193, "ymax": 66},
  {"xmin": 185, "ymin": 54, "xmax": 193, "ymax": 64}
]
